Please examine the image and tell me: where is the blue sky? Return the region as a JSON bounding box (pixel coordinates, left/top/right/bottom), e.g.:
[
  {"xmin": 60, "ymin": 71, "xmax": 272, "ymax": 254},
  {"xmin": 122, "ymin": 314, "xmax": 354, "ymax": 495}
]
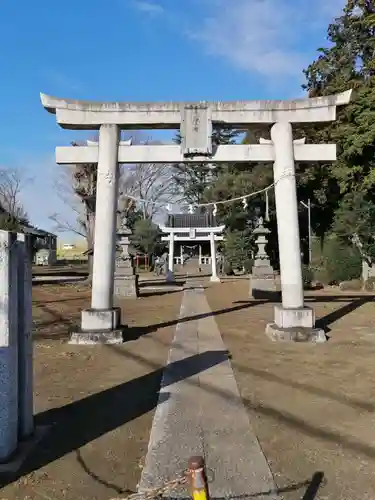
[{"xmin": 0, "ymin": 0, "xmax": 345, "ymax": 240}]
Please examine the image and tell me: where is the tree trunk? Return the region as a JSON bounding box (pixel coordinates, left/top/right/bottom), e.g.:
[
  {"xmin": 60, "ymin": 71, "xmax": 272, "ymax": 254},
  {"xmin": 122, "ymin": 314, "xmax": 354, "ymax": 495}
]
[{"xmin": 84, "ymin": 253, "xmax": 93, "ymax": 285}]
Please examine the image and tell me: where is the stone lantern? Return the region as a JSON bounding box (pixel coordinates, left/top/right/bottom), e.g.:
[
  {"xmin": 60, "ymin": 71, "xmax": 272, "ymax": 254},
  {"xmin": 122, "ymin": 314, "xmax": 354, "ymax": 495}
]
[
  {"xmin": 249, "ymin": 217, "xmax": 277, "ymax": 298},
  {"xmin": 113, "ymin": 217, "xmax": 139, "ymax": 298}
]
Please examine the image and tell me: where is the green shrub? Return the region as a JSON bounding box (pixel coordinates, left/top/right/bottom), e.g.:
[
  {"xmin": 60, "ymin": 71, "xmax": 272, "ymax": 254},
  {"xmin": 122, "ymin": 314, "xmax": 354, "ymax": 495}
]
[
  {"xmin": 223, "ymin": 230, "xmax": 252, "ymax": 271},
  {"xmin": 314, "ymin": 236, "xmax": 362, "ymax": 284},
  {"xmin": 311, "ymin": 264, "xmax": 329, "ymax": 285}
]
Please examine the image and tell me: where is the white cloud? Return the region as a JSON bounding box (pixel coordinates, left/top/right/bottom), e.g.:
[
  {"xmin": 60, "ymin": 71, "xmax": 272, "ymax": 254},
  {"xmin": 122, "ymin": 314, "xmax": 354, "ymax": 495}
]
[
  {"xmin": 187, "ymin": 0, "xmax": 346, "ymax": 79},
  {"xmin": 129, "ymin": 0, "xmax": 340, "ymax": 84},
  {"xmin": 133, "ymin": 1, "xmax": 164, "ymax": 15}
]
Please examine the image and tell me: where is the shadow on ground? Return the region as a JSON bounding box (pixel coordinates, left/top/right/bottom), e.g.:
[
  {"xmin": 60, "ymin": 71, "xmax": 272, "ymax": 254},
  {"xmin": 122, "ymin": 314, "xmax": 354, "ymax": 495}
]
[
  {"xmin": 146, "ymin": 300, "xmax": 269, "ymax": 330},
  {"xmin": 233, "ymin": 361, "xmax": 375, "ymax": 412},
  {"xmin": 139, "ymin": 289, "xmax": 182, "ymax": 298},
  {"xmin": 0, "ymin": 350, "xmax": 228, "ymax": 487},
  {"xmin": 136, "ymin": 324, "xmax": 375, "ymax": 414},
  {"xmin": 139, "ymin": 279, "xmax": 186, "ymax": 288},
  {"xmin": 75, "ymin": 448, "xmax": 134, "ymax": 495},
  {"xmin": 234, "ymin": 294, "xmax": 375, "ymax": 334},
  {"xmin": 33, "ymin": 303, "xmax": 80, "ymax": 341},
  {"xmin": 106, "ymin": 343, "xmax": 375, "ymax": 463},
  {"xmin": 33, "ymin": 292, "xmax": 375, "ymax": 342},
  {"xmin": 32, "ymin": 268, "xmax": 88, "ymax": 278},
  {"xmin": 33, "ymin": 297, "xmax": 266, "ymax": 341},
  {"xmin": 32, "ymin": 277, "xmax": 87, "ymax": 286},
  {"xmin": 312, "ymin": 295, "xmax": 375, "ymax": 332}
]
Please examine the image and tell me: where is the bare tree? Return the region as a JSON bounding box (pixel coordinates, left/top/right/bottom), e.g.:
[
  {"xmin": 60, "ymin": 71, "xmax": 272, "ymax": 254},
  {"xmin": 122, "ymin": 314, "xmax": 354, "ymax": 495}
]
[
  {"xmin": 50, "ymin": 139, "xmax": 136, "ymax": 275},
  {"xmin": 120, "ymin": 140, "xmax": 177, "ymax": 219},
  {"xmin": 121, "ymin": 164, "xmax": 175, "ymax": 219},
  {"xmin": 50, "ymin": 152, "xmax": 97, "ymax": 273},
  {"xmin": 50, "ymin": 135, "xmax": 178, "ymax": 276},
  {"xmin": 0, "ymin": 167, "xmax": 29, "ymax": 228}
]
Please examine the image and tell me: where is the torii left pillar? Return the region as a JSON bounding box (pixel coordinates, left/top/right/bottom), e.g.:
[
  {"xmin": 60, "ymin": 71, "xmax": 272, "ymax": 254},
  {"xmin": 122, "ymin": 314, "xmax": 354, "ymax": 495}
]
[{"xmin": 70, "ymin": 124, "xmax": 124, "ymax": 344}]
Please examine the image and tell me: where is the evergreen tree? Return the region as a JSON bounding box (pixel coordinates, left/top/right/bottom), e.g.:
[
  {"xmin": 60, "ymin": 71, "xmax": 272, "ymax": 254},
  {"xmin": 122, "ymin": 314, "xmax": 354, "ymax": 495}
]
[
  {"xmin": 301, "ymin": 0, "xmax": 375, "ymax": 245},
  {"xmin": 333, "ymin": 191, "xmax": 375, "ymax": 260},
  {"xmin": 131, "ymin": 218, "xmax": 164, "ymax": 261}
]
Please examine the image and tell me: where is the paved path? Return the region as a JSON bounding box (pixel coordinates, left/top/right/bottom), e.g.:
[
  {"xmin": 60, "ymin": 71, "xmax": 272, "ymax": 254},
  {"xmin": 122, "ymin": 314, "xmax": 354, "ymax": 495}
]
[{"xmin": 139, "ymin": 284, "xmax": 279, "ymax": 499}]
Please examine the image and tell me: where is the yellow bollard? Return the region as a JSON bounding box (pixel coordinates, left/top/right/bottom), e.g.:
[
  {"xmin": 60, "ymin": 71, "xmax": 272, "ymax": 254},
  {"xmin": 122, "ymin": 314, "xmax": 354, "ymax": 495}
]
[{"xmin": 187, "ymin": 456, "xmax": 210, "ymax": 500}]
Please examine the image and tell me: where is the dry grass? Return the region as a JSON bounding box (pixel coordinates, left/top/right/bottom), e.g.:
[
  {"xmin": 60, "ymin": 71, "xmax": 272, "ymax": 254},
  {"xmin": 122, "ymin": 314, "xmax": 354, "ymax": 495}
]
[
  {"xmin": 206, "ymin": 279, "xmax": 375, "ymax": 500},
  {"xmin": 32, "ymin": 284, "xmax": 90, "ymax": 340},
  {"xmin": 6, "ymin": 278, "xmax": 375, "ymax": 499},
  {"xmin": 0, "ymin": 284, "xmax": 183, "ymax": 500}
]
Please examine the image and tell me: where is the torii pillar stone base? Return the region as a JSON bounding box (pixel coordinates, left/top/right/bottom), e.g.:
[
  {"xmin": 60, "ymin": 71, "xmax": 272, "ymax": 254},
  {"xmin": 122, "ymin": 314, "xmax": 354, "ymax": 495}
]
[
  {"xmin": 265, "ymin": 305, "xmax": 326, "ymax": 343},
  {"xmin": 69, "ymin": 308, "xmax": 124, "ymax": 345}
]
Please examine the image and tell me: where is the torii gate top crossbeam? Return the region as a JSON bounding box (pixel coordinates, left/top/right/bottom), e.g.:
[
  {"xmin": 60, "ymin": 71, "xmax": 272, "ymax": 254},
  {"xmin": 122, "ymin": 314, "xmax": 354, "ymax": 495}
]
[{"xmin": 40, "ymin": 91, "xmax": 352, "ymax": 130}]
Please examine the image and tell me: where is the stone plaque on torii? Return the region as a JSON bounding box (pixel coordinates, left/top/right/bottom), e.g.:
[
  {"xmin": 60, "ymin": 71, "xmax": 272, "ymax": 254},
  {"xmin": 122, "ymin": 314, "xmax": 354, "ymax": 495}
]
[{"xmin": 41, "ymin": 90, "xmax": 352, "ymax": 344}]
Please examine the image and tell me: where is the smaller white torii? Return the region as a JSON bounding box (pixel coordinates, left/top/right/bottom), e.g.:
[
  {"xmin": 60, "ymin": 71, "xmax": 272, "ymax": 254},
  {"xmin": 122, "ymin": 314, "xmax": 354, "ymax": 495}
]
[{"xmin": 160, "ymin": 225, "xmax": 225, "ymax": 282}]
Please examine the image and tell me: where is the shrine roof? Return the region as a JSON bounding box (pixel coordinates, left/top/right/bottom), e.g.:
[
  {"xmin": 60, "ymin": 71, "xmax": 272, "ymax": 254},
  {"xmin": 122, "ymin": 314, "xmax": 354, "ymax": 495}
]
[{"xmin": 166, "ymin": 213, "xmax": 218, "ymax": 228}]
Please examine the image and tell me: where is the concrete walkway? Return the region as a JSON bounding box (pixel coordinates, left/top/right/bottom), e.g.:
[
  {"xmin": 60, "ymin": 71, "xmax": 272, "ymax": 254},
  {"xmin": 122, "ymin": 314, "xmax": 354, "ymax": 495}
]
[{"xmin": 139, "ymin": 284, "xmax": 279, "ymax": 499}]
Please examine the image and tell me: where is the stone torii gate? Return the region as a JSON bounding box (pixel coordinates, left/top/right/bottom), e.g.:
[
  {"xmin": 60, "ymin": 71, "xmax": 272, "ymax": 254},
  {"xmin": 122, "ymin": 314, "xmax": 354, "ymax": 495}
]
[
  {"xmin": 41, "ymin": 90, "xmax": 351, "ymax": 343},
  {"xmin": 160, "ymin": 224, "xmax": 225, "ymax": 282}
]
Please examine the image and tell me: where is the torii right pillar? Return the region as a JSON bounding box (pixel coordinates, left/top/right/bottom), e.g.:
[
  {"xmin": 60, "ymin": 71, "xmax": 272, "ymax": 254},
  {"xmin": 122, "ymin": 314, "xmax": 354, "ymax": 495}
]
[{"xmin": 266, "ymin": 121, "xmax": 332, "ymax": 342}]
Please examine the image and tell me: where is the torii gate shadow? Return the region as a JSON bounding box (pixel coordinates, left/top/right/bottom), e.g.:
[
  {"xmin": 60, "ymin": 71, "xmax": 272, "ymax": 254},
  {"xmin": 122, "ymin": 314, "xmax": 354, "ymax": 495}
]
[
  {"xmin": 234, "ymin": 293, "xmax": 375, "ymax": 334},
  {"xmin": 0, "ymin": 350, "xmax": 229, "ymax": 487},
  {"xmin": 307, "ymin": 294, "xmax": 375, "ymax": 333}
]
